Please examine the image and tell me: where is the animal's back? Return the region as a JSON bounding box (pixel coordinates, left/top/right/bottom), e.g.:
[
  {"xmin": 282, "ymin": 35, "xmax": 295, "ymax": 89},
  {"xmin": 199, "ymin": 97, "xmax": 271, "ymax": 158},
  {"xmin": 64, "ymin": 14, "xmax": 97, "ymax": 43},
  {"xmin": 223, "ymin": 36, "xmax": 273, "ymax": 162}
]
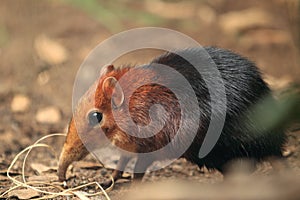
[{"xmin": 150, "ymin": 47, "xmax": 286, "ymax": 170}]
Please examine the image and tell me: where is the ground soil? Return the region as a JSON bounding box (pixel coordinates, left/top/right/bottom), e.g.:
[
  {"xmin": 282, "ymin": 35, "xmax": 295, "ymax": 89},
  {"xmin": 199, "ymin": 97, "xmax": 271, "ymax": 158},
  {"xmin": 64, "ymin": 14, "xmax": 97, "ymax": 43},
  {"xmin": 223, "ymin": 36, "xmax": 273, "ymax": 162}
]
[{"xmin": 0, "ymin": 0, "xmax": 299, "ymax": 199}]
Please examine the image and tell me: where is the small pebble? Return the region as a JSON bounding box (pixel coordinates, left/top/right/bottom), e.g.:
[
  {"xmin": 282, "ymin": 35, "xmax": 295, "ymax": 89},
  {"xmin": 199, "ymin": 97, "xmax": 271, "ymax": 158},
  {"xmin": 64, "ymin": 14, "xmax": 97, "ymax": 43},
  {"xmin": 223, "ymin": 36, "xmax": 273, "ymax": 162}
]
[
  {"xmin": 189, "ymin": 171, "xmax": 195, "ymax": 176},
  {"xmin": 283, "ymin": 146, "xmax": 296, "ymax": 157},
  {"xmin": 37, "ymin": 71, "xmax": 50, "ymax": 85},
  {"xmin": 171, "ymin": 164, "xmax": 183, "ymax": 172},
  {"xmin": 219, "ymin": 8, "xmax": 274, "ymax": 35},
  {"xmin": 36, "ymin": 106, "xmax": 61, "ymax": 124},
  {"xmin": 197, "ymin": 5, "xmax": 216, "ymax": 25},
  {"xmin": 88, "ymin": 190, "xmax": 95, "ymax": 194},
  {"xmin": 11, "ymin": 94, "xmax": 31, "ymax": 112},
  {"xmin": 34, "ymin": 34, "xmax": 68, "ymax": 65},
  {"xmin": 100, "ymin": 169, "xmax": 107, "ymax": 176}
]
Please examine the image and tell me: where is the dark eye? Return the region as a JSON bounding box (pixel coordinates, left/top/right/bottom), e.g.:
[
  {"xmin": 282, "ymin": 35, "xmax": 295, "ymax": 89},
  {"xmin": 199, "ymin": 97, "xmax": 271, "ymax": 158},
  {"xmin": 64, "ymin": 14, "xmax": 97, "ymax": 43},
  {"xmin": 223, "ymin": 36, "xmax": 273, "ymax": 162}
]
[{"xmin": 87, "ymin": 111, "xmax": 103, "ymax": 127}]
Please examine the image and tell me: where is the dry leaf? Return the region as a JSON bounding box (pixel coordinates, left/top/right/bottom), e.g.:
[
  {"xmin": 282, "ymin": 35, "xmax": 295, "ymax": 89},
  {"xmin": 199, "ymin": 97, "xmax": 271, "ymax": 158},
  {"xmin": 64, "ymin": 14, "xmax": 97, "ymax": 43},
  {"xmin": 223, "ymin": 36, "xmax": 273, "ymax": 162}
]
[
  {"xmin": 0, "ymin": 175, "xmax": 9, "ymax": 181},
  {"xmin": 27, "ymin": 175, "xmax": 58, "ymax": 182},
  {"xmin": 31, "ymin": 163, "xmax": 55, "ymax": 174},
  {"xmin": 73, "ymin": 191, "xmax": 91, "ymax": 200},
  {"xmin": 8, "ymin": 188, "xmax": 39, "ymax": 199}
]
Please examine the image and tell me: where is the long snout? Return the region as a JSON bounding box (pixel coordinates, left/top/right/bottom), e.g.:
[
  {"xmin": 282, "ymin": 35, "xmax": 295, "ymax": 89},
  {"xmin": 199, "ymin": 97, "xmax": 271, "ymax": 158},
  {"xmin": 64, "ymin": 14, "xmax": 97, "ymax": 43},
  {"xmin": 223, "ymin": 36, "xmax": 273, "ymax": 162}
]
[
  {"xmin": 57, "ymin": 119, "xmax": 89, "ymax": 181},
  {"xmin": 57, "ymin": 146, "xmax": 75, "ymax": 181}
]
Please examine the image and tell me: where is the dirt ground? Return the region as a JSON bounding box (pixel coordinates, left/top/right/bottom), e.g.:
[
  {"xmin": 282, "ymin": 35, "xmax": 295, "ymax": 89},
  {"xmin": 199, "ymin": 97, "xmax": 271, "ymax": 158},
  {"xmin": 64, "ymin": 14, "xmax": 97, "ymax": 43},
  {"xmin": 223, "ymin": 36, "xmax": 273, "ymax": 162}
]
[{"xmin": 0, "ymin": 0, "xmax": 300, "ymax": 199}]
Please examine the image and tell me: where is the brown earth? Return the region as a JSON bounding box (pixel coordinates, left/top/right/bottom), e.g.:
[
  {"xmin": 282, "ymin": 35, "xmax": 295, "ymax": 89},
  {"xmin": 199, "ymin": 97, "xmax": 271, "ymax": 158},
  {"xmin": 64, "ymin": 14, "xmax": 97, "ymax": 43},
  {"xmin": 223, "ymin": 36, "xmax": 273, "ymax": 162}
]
[{"xmin": 0, "ymin": 0, "xmax": 299, "ymax": 199}]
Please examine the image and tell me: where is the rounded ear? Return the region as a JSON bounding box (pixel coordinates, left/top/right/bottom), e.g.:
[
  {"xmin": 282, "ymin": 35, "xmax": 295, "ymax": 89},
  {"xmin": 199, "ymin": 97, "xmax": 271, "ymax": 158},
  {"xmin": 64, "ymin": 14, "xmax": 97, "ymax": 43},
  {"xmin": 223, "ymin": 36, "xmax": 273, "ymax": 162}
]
[
  {"xmin": 102, "ymin": 77, "xmax": 124, "ymax": 108},
  {"xmin": 100, "ymin": 64, "xmax": 114, "ymax": 76}
]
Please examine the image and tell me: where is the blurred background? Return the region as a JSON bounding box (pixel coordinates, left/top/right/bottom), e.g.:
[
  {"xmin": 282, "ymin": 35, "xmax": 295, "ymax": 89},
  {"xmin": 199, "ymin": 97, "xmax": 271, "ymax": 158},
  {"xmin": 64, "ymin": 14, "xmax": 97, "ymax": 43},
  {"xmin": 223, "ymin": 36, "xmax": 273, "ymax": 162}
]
[{"xmin": 0, "ymin": 0, "xmax": 300, "ymax": 199}]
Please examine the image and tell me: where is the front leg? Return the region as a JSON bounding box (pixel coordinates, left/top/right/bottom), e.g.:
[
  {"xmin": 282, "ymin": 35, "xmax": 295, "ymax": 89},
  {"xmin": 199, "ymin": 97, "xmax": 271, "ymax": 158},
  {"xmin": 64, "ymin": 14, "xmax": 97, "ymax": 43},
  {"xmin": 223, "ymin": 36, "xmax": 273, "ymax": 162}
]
[
  {"xmin": 132, "ymin": 156, "xmax": 154, "ymax": 185},
  {"xmin": 101, "ymin": 155, "xmax": 131, "ymax": 188}
]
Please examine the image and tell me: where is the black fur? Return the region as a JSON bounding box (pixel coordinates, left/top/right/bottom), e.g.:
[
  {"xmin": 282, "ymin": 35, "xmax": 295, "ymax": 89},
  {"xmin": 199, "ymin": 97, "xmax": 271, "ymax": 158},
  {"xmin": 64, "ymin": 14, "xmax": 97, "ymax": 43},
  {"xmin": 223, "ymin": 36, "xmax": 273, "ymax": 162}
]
[{"xmin": 151, "ymin": 47, "xmax": 286, "ymax": 171}]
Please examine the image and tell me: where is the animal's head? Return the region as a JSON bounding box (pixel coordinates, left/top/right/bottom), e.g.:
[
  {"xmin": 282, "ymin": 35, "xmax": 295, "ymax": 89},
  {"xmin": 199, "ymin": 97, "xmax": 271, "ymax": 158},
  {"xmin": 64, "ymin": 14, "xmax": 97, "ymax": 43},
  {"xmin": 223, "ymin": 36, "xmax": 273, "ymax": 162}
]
[{"xmin": 57, "ymin": 64, "xmax": 130, "ymax": 181}]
